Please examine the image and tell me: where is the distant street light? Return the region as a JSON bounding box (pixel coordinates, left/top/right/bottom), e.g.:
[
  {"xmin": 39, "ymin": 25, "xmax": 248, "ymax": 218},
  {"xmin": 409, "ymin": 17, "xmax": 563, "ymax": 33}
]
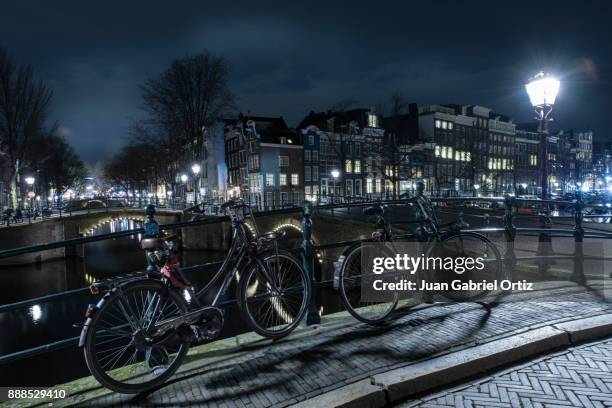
[
  {"xmin": 525, "ymin": 71, "xmax": 560, "ymax": 201},
  {"xmin": 180, "ymin": 174, "xmax": 188, "ymax": 183},
  {"xmin": 473, "ymin": 183, "xmax": 481, "ymax": 197},
  {"xmin": 330, "ymin": 169, "xmax": 340, "ymax": 199},
  {"xmin": 191, "ymin": 163, "xmax": 201, "ymax": 205},
  {"xmin": 25, "ymin": 176, "xmax": 35, "ymax": 186}
]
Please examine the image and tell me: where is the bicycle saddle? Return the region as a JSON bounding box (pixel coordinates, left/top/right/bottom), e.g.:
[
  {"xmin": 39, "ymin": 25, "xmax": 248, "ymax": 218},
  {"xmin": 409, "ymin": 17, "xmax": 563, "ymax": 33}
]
[
  {"xmin": 140, "ymin": 234, "xmax": 178, "ymax": 250},
  {"xmin": 258, "ymin": 230, "xmax": 286, "ymax": 243},
  {"xmin": 221, "ymin": 198, "xmax": 245, "ymax": 210},
  {"xmin": 364, "ymin": 205, "xmax": 384, "ymax": 216}
]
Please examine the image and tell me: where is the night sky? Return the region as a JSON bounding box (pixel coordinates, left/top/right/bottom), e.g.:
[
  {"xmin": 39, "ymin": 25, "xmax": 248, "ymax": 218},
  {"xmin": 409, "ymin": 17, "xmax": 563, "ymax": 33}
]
[{"xmin": 2, "ymin": 1, "xmax": 612, "ymax": 164}]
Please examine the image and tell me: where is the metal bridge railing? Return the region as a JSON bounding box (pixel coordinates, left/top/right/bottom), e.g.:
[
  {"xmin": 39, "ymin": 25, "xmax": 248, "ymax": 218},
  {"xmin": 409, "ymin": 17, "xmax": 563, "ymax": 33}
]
[{"xmin": 1, "ymin": 191, "xmax": 611, "ymax": 366}]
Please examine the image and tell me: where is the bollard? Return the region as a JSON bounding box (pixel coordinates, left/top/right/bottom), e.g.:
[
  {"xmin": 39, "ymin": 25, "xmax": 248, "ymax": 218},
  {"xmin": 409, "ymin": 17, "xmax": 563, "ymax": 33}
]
[
  {"xmin": 536, "ymin": 214, "xmax": 553, "ymax": 276},
  {"xmin": 572, "ymin": 192, "xmax": 586, "ymax": 284},
  {"xmin": 503, "ymin": 195, "xmax": 516, "ymax": 280},
  {"xmin": 301, "ymin": 201, "xmax": 320, "ymax": 325},
  {"xmin": 144, "ymin": 204, "xmax": 159, "ymax": 273}
]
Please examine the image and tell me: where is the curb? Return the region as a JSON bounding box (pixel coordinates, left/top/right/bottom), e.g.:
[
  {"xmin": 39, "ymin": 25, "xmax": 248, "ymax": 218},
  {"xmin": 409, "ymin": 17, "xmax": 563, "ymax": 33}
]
[{"xmin": 289, "ymin": 313, "xmax": 612, "ymax": 408}]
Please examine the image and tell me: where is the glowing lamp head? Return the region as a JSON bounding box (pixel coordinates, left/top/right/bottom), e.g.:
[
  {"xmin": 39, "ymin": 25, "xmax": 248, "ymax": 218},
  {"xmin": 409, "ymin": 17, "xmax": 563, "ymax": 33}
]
[
  {"xmin": 180, "ymin": 174, "xmax": 188, "ymax": 183},
  {"xmin": 25, "ymin": 176, "xmax": 35, "ymax": 185},
  {"xmin": 330, "ymin": 169, "xmax": 340, "ymax": 179},
  {"xmin": 473, "ymin": 184, "xmax": 481, "ymax": 190},
  {"xmin": 525, "ymin": 71, "xmax": 560, "ymax": 107},
  {"xmin": 191, "ymin": 163, "xmax": 201, "ymax": 175}
]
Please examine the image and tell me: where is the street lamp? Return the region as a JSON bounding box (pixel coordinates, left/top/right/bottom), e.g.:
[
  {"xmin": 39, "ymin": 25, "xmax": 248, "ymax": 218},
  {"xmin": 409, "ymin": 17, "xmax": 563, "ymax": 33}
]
[
  {"xmin": 473, "ymin": 183, "xmax": 481, "ymax": 197},
  {"xmin": 330, "ymin": 169, "xmax": 340, "ymax": 201},
  {"xmin": 191, "ymin": 163, "xmax": 201, "ymax": 205},
  {"xmin": 25, "ymin": 176, "xmax": 35, "ymax": 210},
  {"xmin": 525, "ymin": 71, "xmax": 560, "ymax": 202}
]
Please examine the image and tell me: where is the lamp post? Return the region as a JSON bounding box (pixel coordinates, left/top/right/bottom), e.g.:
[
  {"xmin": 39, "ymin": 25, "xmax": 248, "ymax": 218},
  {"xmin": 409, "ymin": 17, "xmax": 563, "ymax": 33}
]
[
  {"xmin": 25, "ymin": 176, "xmax": 35, "ymax": 210},
  {"xmin": 525, "ymin": 71, "xmax": 560, "ymax": 202},
  {"xmin": 180, "ymin": 173, "xmax": 188, "ymax": 206},
  {"xmin": 330, "ymin": 169, "xmax": 340, "ymax": 203},
  {"xmin": 191, "ymin": 163, "xmax": 201, "ymax": 205}
]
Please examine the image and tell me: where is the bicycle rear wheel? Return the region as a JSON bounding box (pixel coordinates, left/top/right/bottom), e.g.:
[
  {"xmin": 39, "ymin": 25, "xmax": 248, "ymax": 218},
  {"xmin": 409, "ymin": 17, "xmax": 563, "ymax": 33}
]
[
  {"xmin": 83, "ymin": 280, "xmax": 189, "ymax": 393},
  {"xmin": 239, "ymin": 250, "xmax": 310, "ymax": 339},
  {"xmin": 339, "ymin": 243, "xmax": 398, "ymax": 325}
]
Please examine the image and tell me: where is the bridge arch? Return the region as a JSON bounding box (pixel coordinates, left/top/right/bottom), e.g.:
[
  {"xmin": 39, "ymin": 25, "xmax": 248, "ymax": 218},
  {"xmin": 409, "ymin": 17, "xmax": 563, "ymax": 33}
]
[{"xmin": 82, "ymin": 216, "xmax": 145, "ymax": 236}]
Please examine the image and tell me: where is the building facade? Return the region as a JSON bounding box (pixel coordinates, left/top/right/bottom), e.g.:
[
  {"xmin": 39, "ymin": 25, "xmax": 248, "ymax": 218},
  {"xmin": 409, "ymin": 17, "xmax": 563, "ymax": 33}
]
[
  {"xmin": 298, "ymin": 108, "xmax": 385, "ymax": 201},
  {"xmin": 224, "ymin": 115, "xmax": 303, "ymax": 209}
]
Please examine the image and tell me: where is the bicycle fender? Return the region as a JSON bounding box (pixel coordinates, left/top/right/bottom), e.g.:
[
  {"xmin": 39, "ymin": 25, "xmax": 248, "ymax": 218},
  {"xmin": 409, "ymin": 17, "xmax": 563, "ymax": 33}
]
[{"xmin": 78, "ymin": 296, "xmax": 106, "ymax": 347}]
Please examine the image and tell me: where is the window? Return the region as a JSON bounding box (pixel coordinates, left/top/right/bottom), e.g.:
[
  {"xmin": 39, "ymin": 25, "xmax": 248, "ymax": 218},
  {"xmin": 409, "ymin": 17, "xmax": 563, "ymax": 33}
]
[
  {"xmin": 312, "ymin": 151, "xmax": 319, "ymax": 162},
  {"xmin": 305, "ymin": 150, "xmax": 311, "ymax": 162},
  {"xmin": 291, "ymin": 173, "xmax": 299, "ymax": 185},
  {"xmin": 279, "ymin": 174, "xmax": 287, "ymax": 186},
  {"xmin": 280, "ymin": 192, "xmax": 288, "ymax": 205},
  {"xmin": 366, "ymin": 178, "xmax": 373, "ymax": 194},
  {"xmin": 530, "ymin": 155, "xmax": 538, "ymax": 166},
  {"xmin": 368, "ymin": 113, "xmax": 378, "ymax": 128},
  {"xmin": 292, "ymin": 191, "xmax": 300, "ymax": 203},
  {"xmin": 354, "ymin": 160, "xmax": 361, "ymax": 173},
  {"xmin": 266, "ymin": 173, "xmax": 275, "ymax": 186},
  {"xmin": 346, "ymin": 179, "xmax": 353, "ymax": 196},
  {"xmin": 441, "ymin": 121, "xmax": 447, "ymax": 130},
  {"xmin": 448, "ymin": 122, "xmax": 453, "ymax": 130},
  {"xmin": 265, "ymin": 192, "xmax": 274, "ymax": 207},
  {"xmin": 375, "ymin": 179, "xmax": 381, "ymax": 193},
  {"xmin": 435, "ymin": 119, "xmax": 441, "ymax": 129},
  {"xmin": 279, "ymin": 156, "xmax": 289, "ymax": 166},
  {"xmin": 309, "ymin": 135, "xmax": 315, "ymax": 145},
  {"xmin": 305, "ymin": 166, "xmax": 311, "ymax": 182},
  {"xmin": 312, "ymin": 166, "xmax": 319, "ymax": 181},
  {"xmin": 345, "ymin": 159, "xmax": 352, "ymax": 173}
]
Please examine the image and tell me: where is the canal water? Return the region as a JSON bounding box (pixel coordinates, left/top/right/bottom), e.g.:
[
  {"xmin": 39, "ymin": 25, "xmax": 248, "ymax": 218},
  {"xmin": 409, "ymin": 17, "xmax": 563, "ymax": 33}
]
[{"xmin": 0, "ymin": 219, "xmax": 342, "ymax": 386}]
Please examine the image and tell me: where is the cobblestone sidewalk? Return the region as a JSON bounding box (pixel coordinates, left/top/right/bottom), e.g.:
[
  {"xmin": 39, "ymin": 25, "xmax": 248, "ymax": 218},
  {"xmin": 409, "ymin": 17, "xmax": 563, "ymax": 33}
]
[
  {"xmin": 404, "ymin": 337, "xmax": 612, "ymax": 408},
  {"xmin": 54, "ymin": 282, "xmax": 612, "ymax": 407}
]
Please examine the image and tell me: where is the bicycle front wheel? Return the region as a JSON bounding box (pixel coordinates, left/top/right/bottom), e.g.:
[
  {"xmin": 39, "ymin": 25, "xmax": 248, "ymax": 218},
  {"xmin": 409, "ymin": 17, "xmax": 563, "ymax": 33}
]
[
  {"xmin": 339, "ymin": 243, "xmax": 398, "ymax": 325},
  {"xmin": 424, "ymin": 232, "xmax": 502, "ymax": 302},
  {"xmin": 83, "ymin": 280, "xmax": 189, "ymax": 394},
  {"xmin": 239, "ymin": 250, "xmax": 310, "ymax": 339}
]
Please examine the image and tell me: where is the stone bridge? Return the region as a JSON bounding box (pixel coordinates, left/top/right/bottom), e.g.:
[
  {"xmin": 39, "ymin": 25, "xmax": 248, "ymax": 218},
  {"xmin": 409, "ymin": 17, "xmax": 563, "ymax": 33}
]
[
  {"xmin": 0, "ymin": 208, "xmax": 182, "ymax": 265},
  {"xmin": 0, "ymin": 207, "xmax": 376, "ymax": 268}
]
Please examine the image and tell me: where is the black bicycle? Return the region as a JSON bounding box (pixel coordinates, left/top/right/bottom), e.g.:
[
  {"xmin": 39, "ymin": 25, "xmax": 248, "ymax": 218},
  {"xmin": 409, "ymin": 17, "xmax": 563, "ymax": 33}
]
[
  {"xmin": 80, "ymin": 198, "xmax": 310, "ymax": 393},
  {"xmin": 339, "ymin": 187, "xmax": 502, "ymax": 325}
]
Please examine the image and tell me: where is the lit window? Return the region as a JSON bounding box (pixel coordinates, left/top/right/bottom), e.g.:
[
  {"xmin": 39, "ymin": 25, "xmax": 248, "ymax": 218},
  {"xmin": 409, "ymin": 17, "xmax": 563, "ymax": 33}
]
[
  {"xmin": 435, "ymin": 120, "xmax": 441, "ymax": 129},
  {"xmin": 441, "ymin": 121, "xmax": 447, "ymax": 130},
  {"xmin": 448, "ymin": 122, "xmax": 453, "ymax": 130},
  {"xmin": 368, "ymin": 113, "xmax": 378, "ymax": 128},
  {"xmin": 280, "ymin": 174, "xmax": 287, "ymax": 186},
  {"xmin": 266, "ymin": 173, "xmax": 275, "ymax": 186},
  {"xmin": 435, "ymin": 145, "xmax": 441, "ymax": 157},
  {"xmin": 345, "ymin": 159, "xmax": 352, "ymax": 173},
  {"xmin": 366, "ymin": 178, "xmax": 373, "ymax": 194},
  {"xmin": 354, "ymin": 160, "xmax": 361, "ymax": 173},
  {"xmin": 291, "ymin": 173, "xmax": 299, "ymax": 185}
]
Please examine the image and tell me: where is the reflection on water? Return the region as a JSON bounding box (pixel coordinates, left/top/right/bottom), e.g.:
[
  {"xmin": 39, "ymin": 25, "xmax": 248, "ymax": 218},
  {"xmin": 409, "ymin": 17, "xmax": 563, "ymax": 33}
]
[
  {"xmin": 0, "ymin": 219, "xmax": 226, "ymax": 386},
  {"xmin": 0, "ymin": 218, "xmax": 341, "ymax": 386}
]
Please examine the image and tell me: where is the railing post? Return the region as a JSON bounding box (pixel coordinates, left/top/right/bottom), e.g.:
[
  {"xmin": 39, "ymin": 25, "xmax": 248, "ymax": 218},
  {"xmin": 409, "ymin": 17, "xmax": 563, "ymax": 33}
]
[
  {"xmin": 144, "ymin": 204, "xmax": 159, "ymax": 273},
  {"xmin": 503, "ymin": 195, "xmax": 516, "ymax": 280},
  {"xmin": 302, "ymin": 201, "xmax": 320, "ymax": 325},
  {"xmin": 572, "ymin": 192, "xmax": 585, "ymax": 284},
  {"xmin": 536, "ymin": 213, "xmax": 552, "ymax": 276}
]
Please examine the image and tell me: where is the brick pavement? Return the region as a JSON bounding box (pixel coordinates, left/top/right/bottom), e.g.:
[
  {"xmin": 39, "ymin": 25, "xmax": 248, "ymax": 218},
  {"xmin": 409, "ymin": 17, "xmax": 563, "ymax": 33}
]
[
  {"xmin": 404, "ymin": 337, "xmax": 612, "ymax": 408},
  {"xmin": 68, "ymin": 282, "xmax": 610, "ymax": 407}
]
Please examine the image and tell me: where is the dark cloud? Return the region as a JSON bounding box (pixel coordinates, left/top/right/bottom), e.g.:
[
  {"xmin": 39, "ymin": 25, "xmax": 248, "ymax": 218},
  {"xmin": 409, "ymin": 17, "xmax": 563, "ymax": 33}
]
[{"xmin": 2, "ymin": 0, "xmax": 612, "ymax": 164}]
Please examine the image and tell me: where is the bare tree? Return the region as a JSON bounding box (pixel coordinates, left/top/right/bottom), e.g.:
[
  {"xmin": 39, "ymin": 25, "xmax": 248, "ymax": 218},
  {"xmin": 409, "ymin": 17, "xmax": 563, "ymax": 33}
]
[
  {"xmin": 139, "ymin": 51, "xmax": 236, "ymax": 163},
  {"xmin": 0, "ymin": 48, "xmax": 53, "ymax": 207}
]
